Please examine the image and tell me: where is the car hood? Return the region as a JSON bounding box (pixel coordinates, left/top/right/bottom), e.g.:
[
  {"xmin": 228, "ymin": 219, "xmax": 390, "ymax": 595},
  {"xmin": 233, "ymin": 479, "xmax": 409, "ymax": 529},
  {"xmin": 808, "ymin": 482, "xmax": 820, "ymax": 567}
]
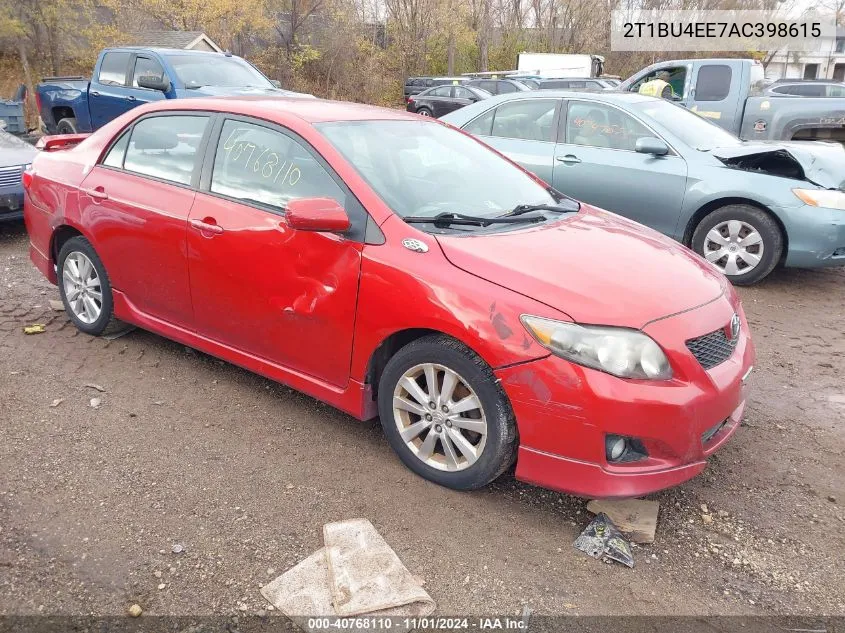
[
  {"xmin": 711, "ymin": 142, "xmax": 845, "ymax": 191},
  {"xmin": 0, "ymin": 131, "xmax": 37, "ymax": 168},
  {"xmin": 435, "ymin": 206, "xmax": 727, "ymax": 329},
  {"xmin": 182, "ymin": 85, "xmax": 315, "ymax": 99}
]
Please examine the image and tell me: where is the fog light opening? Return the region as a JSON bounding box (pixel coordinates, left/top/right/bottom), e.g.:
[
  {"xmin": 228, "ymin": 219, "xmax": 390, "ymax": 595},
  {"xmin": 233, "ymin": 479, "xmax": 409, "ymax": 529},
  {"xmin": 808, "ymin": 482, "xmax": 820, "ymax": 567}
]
[{"xmin": 605, "ymin": 434, "xmax": 648, "ymax": 463}]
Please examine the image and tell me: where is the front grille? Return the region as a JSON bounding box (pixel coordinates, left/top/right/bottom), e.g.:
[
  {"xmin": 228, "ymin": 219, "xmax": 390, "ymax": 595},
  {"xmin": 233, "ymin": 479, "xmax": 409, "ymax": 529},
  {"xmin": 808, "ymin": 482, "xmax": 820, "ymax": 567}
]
[
  {"xmin": 0, "ymin": 166, "xmax": 22, "ymax": 189},
  {"xmin": 686, "ymin": 328, "xmax": 738, "ymax": 370}
]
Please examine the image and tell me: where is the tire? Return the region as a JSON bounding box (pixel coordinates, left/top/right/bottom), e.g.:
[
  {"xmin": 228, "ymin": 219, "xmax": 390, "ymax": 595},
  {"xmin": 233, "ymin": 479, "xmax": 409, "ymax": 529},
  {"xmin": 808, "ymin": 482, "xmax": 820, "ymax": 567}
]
[
  {"xmin": 691, "ymin": 204, "xmax": 783, "ymax": 286},
  {"xmin": 56, "ymin": 117, "xmax": 78, "ymax": 134},
  {"xmin": 57, "ymin": 236, "xmax": 120, "ymax": 336},
  {"xmin": 416, "ymin": 107, "xmax": 432, "ymax": 117},
  {"xmin": 377, "ymin": 334, "xmax": 518, "ymax": 490}
]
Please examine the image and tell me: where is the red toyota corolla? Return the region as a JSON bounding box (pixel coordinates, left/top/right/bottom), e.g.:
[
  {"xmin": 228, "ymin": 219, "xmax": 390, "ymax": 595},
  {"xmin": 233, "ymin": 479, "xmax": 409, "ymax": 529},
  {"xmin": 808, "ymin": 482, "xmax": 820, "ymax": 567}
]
[{"xmin": 23, "ymin": 97, "xmax": 754, "ymax": 498}]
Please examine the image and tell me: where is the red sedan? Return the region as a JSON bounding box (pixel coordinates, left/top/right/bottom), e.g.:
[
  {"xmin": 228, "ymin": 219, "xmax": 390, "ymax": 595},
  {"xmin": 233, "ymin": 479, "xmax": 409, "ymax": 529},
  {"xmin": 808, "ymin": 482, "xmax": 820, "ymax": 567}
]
[{"xmin": 23, "ymin": 98, "xmax": 754, "ymax": 498}]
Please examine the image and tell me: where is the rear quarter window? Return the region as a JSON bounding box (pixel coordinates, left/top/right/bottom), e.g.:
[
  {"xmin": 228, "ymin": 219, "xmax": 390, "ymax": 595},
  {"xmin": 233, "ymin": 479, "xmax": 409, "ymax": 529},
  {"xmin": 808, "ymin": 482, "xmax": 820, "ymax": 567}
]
[
  {"xmin": 695, "ymin": 65, "xmax": 732, "ymax": 101},
  {"xmin": 98, "ymin": 52, "xmax": 131, "ymax": 86}
]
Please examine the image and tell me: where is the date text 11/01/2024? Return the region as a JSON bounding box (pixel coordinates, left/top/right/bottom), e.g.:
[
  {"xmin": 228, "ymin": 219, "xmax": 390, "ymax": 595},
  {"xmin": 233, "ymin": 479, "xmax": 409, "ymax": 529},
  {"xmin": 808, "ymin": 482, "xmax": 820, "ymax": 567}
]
[
  {"xmin": 622, "ymin": 21, "xmax": 822, "ymax": 38},
  {"xmin": 306, "ymin": 617, "xmax": 528, "ymax": 630}
]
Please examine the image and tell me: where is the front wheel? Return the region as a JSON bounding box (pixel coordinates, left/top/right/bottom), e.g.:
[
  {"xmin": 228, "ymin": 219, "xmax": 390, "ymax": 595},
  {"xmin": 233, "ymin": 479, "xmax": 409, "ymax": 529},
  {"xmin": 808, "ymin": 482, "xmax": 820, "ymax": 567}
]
[
  {"xmin": 691, "ymin": 204, "xmax": 783, "ymax": 285},
  {"xmin": 416, "ymin": 107, "xmax": 432, "ymax": 117},
  {"xmin": 377, "ymin": 335, "xmax": 518, "ymax": 490}
]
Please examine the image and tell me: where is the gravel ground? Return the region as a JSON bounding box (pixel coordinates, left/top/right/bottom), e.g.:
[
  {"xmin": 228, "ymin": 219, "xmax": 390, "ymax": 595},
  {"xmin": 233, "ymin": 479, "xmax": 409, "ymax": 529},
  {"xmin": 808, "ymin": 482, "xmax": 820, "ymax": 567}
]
[{"xmin": 1, "ymin": 221, "xmax": 843, "ymax": 619}]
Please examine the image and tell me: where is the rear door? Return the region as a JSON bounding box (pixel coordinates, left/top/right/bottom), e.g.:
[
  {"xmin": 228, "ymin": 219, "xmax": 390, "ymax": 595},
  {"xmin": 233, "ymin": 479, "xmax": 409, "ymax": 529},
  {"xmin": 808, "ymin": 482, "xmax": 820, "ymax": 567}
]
[
  {"xmin": 88, "ymin": 51, "xmax": 134, "ymax": 129},
  {"xmin": 462, "ymin": 98, "xmax": 561, "ymax": 184},
  {"xmin": 687, "ymin": 62, "xmax": 743, "ymax": 131},
  {"xmin": 552, "ymin": 99, "xmax": 687, "ymax": 236},
  {"xmin": 79, "ymin": 112, "xmax": 212, "ymax": 326}
]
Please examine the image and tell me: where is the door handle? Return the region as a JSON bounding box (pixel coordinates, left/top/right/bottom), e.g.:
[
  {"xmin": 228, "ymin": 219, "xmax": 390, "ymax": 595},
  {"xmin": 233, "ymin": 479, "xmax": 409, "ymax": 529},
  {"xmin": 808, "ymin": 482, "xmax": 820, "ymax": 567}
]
[
  {"xmin": 127, "ymin": 95, "xmax": 136, "ymax": 101},
  {"xmin": 190, "ymin": 218, "xmax": 224, "ymax": 235},
  {"xmin": 82, "ymin": 187, "xmax": 108, "ymax": 201},
  {"xmin": 90, "ymin": 91, "xmax": 100, "ymax": 97},
  {"xmin": 556, "ymin": 155, "xmax": 581, "ymax": 164}
]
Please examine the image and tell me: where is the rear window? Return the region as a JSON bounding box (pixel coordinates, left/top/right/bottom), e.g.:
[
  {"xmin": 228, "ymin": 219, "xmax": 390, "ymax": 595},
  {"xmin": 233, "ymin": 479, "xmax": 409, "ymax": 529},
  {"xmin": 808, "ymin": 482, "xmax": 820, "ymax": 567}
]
[
  {"xmin": 695, "ymin": 65, "xmax": 732, "ymax": 101},
  {"xmin": 98, "ymin": 52, "xmax": 130, "ymax": 86},
  {"xmin": 122, "ymin": 115, "xmax": 209, "ymax": 185}
]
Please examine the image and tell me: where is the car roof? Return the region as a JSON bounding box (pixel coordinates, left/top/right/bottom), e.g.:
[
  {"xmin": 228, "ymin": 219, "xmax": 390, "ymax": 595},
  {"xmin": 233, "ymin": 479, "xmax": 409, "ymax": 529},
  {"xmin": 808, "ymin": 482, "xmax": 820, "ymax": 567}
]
[
  {"xmin": 137, "ymin": 96, "xmax": 425, "ymax": 123},
  {"xmin": 106, "ymin": 47, "xmax": 236, "ymax": 57},
  {"xmin": 470, "ymin": 90, "xmax": 654, "ymax": 106}
]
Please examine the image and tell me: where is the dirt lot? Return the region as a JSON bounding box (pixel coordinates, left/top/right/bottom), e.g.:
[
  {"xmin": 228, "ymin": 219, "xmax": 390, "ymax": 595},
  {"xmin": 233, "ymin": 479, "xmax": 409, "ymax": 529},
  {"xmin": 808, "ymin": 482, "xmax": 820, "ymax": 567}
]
[{"xmin": 1, "ymin": 220, "xmax": 844, "ymax": 620}]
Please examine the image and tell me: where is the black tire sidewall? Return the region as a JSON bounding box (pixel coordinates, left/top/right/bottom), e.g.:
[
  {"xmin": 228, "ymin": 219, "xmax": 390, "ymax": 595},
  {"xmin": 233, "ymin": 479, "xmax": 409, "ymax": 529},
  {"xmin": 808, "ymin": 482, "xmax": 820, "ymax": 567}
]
[
  {"xmin": 691, "ymin": 204, "xmax": 783, "ymax": 285},
  {"xmin": 417, "ymin": 108, "xmax": 432, "ymax": 117},
  {"xmin": 377, "ymin": 336, "xmax": 516, "ymax": 490},
  {"xmin": 57, "ymin": 118, "xmax": 78, "ymax": 134},
  {"xmin": 57, "ymin": 237, "xmax": 115, "ymax": 336}
]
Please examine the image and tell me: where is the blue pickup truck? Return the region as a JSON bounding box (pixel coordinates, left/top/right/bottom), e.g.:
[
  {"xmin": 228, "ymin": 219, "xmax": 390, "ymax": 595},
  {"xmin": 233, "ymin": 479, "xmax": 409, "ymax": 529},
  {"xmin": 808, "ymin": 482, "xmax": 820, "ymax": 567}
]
[{"xmin": 36, "ymin": 47, "xmax": 310, "ymax": 134}]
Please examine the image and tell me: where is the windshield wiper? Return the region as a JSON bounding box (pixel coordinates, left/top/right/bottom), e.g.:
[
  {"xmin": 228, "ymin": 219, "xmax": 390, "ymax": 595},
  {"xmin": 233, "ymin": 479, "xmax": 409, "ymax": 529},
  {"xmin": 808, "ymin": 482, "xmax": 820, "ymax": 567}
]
[
  {"xmin": 403, "ymin": 212, "xmax": 546, "ymax": 227},
  {"xmin": 501, "ymin": 200, "xmax": 580, "ymax": 217}
]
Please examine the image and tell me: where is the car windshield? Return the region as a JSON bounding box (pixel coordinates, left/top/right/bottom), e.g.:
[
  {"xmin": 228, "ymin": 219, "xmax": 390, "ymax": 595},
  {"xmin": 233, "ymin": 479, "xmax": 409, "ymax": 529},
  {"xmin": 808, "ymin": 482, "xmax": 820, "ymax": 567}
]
[
  {"xmin": 631, "ymin": 99, "xmax": 742, "ymax": 150},
  {"xmin": 168, "ymin": 55, "xmax": 273, "ymax": 89},
  {"xmin": 316, "ymin": 120, "xmax": 560, "ymax": 222}
]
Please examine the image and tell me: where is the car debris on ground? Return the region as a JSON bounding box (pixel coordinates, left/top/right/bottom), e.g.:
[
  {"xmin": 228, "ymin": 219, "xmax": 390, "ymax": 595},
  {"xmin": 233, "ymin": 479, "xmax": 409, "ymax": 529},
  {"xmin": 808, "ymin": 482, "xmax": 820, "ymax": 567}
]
[
  {"xmin": 23, "ymin": 324, "xmax": 45, "ymax": 334},
  {"xmin": 261, "ymin": 518, "xmax": 434, "ymax": 632},
  {"xmin": 586, "ymin": 498, "xmax": 660, "ymax": 544},
  {"xmin": 574, "ymin": 512, "xmax": 635, "ymax": 568}
]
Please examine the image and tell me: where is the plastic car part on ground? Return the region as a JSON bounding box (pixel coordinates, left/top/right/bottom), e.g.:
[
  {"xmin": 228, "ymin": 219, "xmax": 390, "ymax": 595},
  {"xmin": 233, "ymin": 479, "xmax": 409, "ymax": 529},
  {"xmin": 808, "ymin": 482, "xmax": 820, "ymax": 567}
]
[
  {"xmin": 261, "ymin": 518, "xmax": 435, "ymax": 632},
  {"xmin": 574, "ymin": 512, "xmax": 635, "ymax": 568},
  {"xmin": 23, "ymin": 324, "xmax": 46, "ymax": 334}
]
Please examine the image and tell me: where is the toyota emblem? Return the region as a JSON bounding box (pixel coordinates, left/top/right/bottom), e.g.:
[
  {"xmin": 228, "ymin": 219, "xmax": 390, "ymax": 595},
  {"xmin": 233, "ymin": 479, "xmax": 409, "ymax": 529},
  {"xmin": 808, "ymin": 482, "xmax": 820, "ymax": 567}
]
[{"xmin": 402, "ymin": 238, "xmax": 429, "ymax": 253}]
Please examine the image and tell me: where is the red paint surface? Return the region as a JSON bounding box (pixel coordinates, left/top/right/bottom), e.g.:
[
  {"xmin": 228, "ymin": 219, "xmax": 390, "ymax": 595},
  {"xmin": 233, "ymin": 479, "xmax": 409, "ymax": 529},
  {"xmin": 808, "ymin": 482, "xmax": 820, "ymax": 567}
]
[{"xmin": 24, "ymin": 97, "xmax": 755, "ymax": 498}]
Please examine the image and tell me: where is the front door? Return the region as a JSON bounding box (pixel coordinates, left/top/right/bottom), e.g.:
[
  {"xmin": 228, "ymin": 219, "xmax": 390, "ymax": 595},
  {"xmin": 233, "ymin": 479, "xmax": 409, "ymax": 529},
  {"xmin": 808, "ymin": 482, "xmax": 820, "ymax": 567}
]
[
  {"xmin": 187, "ymin": 118, "xmax": 364, "ymax": 388},
  {"xmin": 79, "ymin": 113, "xmax": 212, "ymax": 326},
  {"xmin": 552, "ymin": 100, "xmax": 687, "ymax": 236}
]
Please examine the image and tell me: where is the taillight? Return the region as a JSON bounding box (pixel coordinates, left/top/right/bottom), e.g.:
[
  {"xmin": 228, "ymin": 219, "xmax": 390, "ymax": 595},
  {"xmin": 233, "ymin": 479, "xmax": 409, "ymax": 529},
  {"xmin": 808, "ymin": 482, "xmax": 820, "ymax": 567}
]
[{"xmin": 22, "ymin": 165, "xmax": 33, "ymax": 190}]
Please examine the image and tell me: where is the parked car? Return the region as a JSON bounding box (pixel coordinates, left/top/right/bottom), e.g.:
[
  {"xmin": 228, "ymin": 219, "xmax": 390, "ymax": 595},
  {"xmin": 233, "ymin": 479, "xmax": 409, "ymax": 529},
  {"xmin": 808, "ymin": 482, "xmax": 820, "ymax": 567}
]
[
  {"xmin": 465, "ymin": 78, "xmax": 532, "ymax": 95},
  {"xmin": 536, "ymin": 78, "xmax": 614, "ymax": 91},
  {"xmin": 36, "ymin": 47, "xmax": 310, "ymax": 134},
  {"xmin": 406, "ymin": 85, "xmax": 491, "ymax": 117},
  {"xmin": 442, "ymin": 91, "xmax": 845, "ymax": 284},
  {"xmin": 0, "ymin": 128, "xmax": 37, "ymax": 222},
  {"xmin": 403, "ymin": 76, "xmax": 467, "ymax": 102},
  {"xmin": 24, "ymin": 97, "xmax": 753, "ymax": 498},
  {"xmin": 618, "ymin": 58, "xmax": 845, "ymax": 146},
  {"xmin": 763, "ymin": 80, "xmax": 845, "ymax": 98}
]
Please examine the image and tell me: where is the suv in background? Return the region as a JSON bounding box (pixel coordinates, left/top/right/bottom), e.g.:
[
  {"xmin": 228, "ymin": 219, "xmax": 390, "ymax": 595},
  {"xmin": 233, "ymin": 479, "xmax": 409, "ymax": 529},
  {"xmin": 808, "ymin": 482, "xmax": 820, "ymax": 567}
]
[
  {"xmin": 404, "ymin": 76, "xmax": 467, "ymax": 102},
  {"xmin": 764, "ymin": 80, "xmax": 845, "ymax": 97},
  {"xmin": 536, "ymin": 78, "xmax": 614, "ymax": 91},
  {"xmin": 465, "ymin": 78, "xmax": 532, "ymax": 95}
]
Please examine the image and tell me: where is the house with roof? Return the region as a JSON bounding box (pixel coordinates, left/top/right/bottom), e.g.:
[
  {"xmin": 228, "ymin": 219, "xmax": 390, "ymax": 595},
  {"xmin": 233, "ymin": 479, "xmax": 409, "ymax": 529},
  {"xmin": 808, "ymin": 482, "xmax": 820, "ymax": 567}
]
[
  {"xmin": 765, "ymin": 26, "xmax": 845, "ymax": 81},
  {"xmin": 121, "ymin": 31, "xmax": 223, "ymax": 53}
]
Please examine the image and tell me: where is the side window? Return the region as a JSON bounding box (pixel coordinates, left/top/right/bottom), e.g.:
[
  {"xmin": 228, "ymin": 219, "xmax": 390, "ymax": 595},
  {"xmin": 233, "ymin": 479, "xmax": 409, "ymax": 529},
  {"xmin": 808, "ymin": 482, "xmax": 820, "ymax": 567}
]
[
  {"xmin": 454, "ymin": 87, "xmax": 472, "ymax": 99},
  {"xmin": 695, "ymin": 65, "xmax": 732, "ymax": 101},
  {"xmin": 498, "ymin": 81, "xmax": 519, "ymax": 94},
  {"xmin": 123, "ymin": 115, "xmax": 209, "ymax": 185},
  {"xmin": 463, "ymin": 108, "xmax": 495, "ymax": 136},
  {"xmin": 479, "ymin": 81, "xmax": 497, "ymax": 94},
  {"xmin": 630, "ymin": 66, "xmax": 686, "ymax": 97},
  {"xmin": 566, "ymin": 101, "xmax": 653, "ymax": 151},
  {"xmin": 97, "ymin": 52, "xmax": 131, "ymax": 86},
  {"xmin": 211, "ymin": 119, "xmax": 345, "ymax": 212},
  {"xmin": 569, "ymin": 81, "xmax": 587, "ymax": 89},
  {"xmin": 430, "ymin": 86, "xmax": 451, "ymax": 97},
  {"xmin": 132, "ymin": 56, "xmax": 166, "ymax": 88},
  {"xmin": 490, "ymin": 99, "xmax": 557, "ymax": 141},
  {"xmin": 829, "ymin": 85, "xmax": 845, "ymax": 97},
  {"xmin": 545, "ymin": 81, "xmax": 568, "ymax": 89},
  {"xmin": 102, "ymin": 130, "xmax": 130, "ymax": 168}
]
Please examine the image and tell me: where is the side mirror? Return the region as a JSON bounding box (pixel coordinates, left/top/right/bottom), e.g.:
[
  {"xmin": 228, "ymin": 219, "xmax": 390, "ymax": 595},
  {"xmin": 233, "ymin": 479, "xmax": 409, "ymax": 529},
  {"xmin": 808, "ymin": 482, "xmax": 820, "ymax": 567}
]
[
  {"xmin": 285, "ymin": 198, "xmax": 350, "ymax": 233},
  {"xmin": 137, "ymin": 75, "xmax": 170, "ymax": 92},
  {"xmin": 635, "ymin": 137, "xmax": 670, "ymax": 156},
  {"xmin": 270, "ymin": 79, "xmax": 282, "ymax": 88}
]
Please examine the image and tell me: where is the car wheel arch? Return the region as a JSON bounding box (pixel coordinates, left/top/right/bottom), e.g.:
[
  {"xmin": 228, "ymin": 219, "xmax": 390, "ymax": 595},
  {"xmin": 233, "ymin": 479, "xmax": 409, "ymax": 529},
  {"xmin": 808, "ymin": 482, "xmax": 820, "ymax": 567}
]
[
  {"xmin": 51, "ymin": 224, "xmax": 86, "ymax": 268},
  {"xmin": 684, "ymin": 197, "xmax": 788, "ymax": 263}
]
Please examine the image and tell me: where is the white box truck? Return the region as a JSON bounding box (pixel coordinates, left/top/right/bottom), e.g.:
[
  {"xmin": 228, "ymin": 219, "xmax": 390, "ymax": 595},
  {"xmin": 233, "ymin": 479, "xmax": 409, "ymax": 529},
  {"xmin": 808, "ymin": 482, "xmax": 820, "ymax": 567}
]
[{"xmin": 516, "ymin": 53, "xmax": 604, "ymax": 78}]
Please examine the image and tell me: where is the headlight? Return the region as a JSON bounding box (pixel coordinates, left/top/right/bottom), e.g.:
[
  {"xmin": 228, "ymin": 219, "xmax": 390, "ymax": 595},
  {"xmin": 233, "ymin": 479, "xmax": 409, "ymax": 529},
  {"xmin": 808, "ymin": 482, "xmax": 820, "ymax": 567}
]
[
  {"xmin": 521, "ymin": 315, "xmax": 672, "ymax": 380},
  {"xmin": 793, "ymin": 188, "xmax": 845, "ymax": 210}
]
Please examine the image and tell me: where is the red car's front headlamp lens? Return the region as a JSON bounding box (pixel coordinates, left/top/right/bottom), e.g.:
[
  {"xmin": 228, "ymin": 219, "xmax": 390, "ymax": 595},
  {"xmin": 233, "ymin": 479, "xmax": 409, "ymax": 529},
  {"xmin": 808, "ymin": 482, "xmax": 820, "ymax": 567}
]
[{"xmin": 520, "ymin": 315, "xmax": 672, "ymax": 380}]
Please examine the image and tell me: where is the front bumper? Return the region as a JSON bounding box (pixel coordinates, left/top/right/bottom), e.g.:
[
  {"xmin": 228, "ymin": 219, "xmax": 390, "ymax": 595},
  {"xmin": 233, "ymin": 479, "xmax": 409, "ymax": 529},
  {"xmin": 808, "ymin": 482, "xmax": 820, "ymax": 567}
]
[
  {"xmin": 0, "ymin": 190, "xmax": 24, "ymax": 222},
  {"xmin": 497, "ymin": 295, "xmax": 755, "ymax": 499},
  {"xmin": 777, "ymin": 203, "xmax": 845, "ymax": 269}
]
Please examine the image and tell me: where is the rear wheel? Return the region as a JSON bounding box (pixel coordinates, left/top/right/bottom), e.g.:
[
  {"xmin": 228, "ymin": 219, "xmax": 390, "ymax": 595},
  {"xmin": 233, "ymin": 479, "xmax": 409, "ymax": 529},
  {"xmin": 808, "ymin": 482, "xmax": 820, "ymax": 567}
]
[
  {"xmin": 377, "ymin": 335, "xmax": 517, "ymax": 490},
  {"xmin": 416, "ymin": 107, "xmax": 432, "ymax": 117},
  {"xmin": 691, "ymin": 204, "xmax": 783, "ymax": 285},
  {"xmin": 56, "ymin": 117, "xmax": 78, "ymax": 134},
  {"xmin": 57, "ymin": 236, "xmax": 119, "ymax": 336}
]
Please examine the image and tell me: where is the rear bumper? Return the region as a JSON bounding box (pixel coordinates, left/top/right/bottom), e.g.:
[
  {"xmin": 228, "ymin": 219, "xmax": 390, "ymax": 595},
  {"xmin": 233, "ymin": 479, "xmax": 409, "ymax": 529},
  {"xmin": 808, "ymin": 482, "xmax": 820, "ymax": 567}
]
[{"xmin": 497, "ymin": 294, "xmax": 754, "ymax": 498}]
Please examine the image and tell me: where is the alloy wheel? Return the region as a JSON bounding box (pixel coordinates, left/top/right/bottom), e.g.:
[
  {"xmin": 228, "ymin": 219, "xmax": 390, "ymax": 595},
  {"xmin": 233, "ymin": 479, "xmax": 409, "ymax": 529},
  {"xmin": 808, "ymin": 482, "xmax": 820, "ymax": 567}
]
[
  {"xmin": 703, "ymin": 220, "xmax": 764, "ymax": 276},
  {"xmin": 392, "ymin": 363, "xmax": 487, "ymax": 472},
  {"xmin": 62, "ymin": 251, "xmax": 103, "ymax": 324}
]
